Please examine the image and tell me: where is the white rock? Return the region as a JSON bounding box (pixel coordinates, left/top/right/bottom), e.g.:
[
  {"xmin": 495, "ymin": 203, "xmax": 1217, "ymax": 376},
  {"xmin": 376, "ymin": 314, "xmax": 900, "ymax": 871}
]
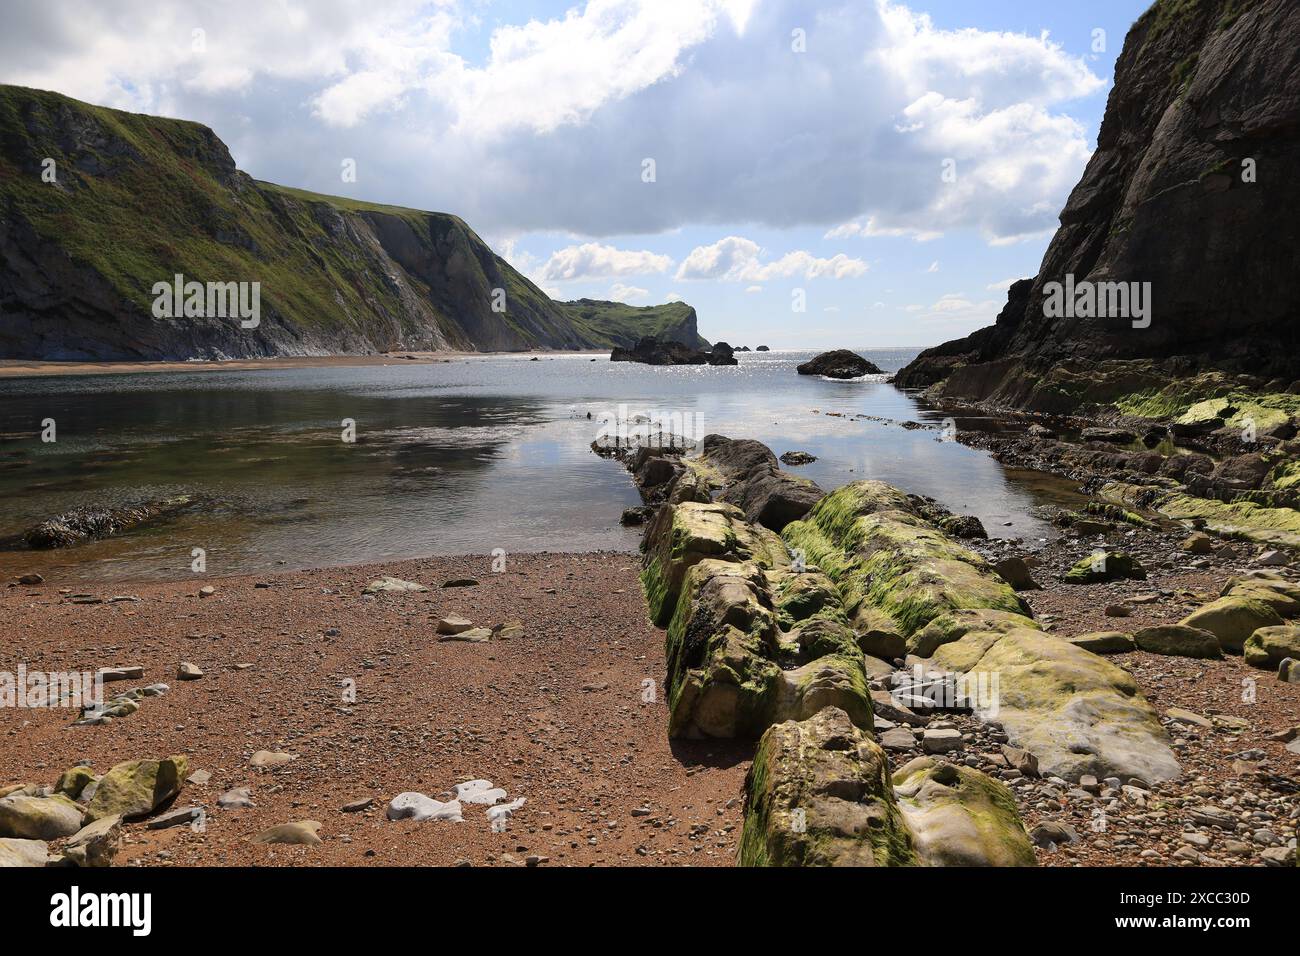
[
  {"xmin": 386, "ymin": 792, "xmax": 463, "ymax": 822},
  {"xmin": 453, "ymin": 779, "xmax": 507, "ymax": 805}
]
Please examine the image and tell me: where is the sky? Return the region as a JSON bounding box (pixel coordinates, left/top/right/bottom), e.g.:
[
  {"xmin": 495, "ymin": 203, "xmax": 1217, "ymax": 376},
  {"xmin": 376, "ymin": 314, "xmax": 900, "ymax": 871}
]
[{"xmin": 0, "ymin": 0, "xmax": 1154, "ymax": 347}]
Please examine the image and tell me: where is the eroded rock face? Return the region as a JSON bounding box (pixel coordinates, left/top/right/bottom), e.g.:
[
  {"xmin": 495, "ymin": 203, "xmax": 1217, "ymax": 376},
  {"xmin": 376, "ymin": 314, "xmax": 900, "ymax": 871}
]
[{"xmin": 895, "ymin": 0, "xmax": 1300, "ymax": 404}]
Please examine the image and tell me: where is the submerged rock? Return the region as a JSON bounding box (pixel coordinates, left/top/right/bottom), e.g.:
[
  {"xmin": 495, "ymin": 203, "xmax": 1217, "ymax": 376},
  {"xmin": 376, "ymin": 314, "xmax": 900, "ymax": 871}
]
[{"xmin": 24, "ymin": 496, "xmax": 193, "ymax": 549}]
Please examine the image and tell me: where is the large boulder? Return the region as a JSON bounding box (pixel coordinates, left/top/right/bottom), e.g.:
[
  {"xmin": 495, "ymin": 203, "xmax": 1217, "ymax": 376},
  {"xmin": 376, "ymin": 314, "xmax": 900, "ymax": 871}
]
[
  {"xmin": 1180, "ymin": 596, "xmax": 1284, "ymax": 652},
  {"xmin": 1244, "ymin": 625, "xmax": 1300, "ymax": 669},
  {"xmin": 0, "ymin": 793, "xmax": 84, "ymax": 840},
  {"xmin": 0, "ymin": 838, "xmax": 50, "ymax": 867},
  {"xmin": 892, "ymin": 757, "xmax": 1036, "ymax": 867},
  {"xmin": 931, "ymin": 625, "xmax": 1180, "ymax": 785},
  {"xmin": 796, "ymin": 350, "xmax": 882, "ymax": 379},
  {"xmin": 84, "ymin": 757, "xmax": 188, "ymax": 822},
  {"xmin": 738, "ymin": 707, "xmax": 916, "ymax": 866},
  {"xmin": 1133, "ymin": 624, "xmax": 1223, "ymax": 659}
]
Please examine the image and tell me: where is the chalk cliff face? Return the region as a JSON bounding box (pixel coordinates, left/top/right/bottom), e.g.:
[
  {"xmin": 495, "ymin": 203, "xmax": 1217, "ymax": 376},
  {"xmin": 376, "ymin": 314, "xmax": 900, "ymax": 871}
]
[
  {"xmin": 897, "ymin": 0, "xmax": 1300, "ymax": 412},
  {"xmin": 0, "ymin": 85, "xmax": 704, "ymax": 360}
]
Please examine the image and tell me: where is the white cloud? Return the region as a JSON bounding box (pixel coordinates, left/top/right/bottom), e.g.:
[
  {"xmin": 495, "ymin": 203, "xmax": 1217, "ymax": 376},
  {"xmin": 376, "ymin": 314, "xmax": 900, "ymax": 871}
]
[
  {"xmin": 537, "ymin": 242, "xmax": 672, "ymax": 281},
  {"xmin": 609, "ymin": 282, "xmax": 649, "ymax": 302},
  {"xmin": 0, "ymin": 0, "xmax": 1106, "ymax": 243},
  {"xmin": 676, "ymin": 237, "xmax": 867, "ymax": 281},
  {"xmin": 927, "ymin": 260, "xmax": 939, "ymax": 273},
  {"xmin": 744, "ymin": 285, "xmax": 763, "ymax": 294}
]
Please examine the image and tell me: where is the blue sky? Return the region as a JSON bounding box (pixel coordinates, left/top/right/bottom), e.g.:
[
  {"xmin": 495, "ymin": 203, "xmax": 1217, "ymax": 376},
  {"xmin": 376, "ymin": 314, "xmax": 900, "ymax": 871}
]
[{"xmin": 1, "ymin": 0, "xmax": 1154, "ymax": 347}]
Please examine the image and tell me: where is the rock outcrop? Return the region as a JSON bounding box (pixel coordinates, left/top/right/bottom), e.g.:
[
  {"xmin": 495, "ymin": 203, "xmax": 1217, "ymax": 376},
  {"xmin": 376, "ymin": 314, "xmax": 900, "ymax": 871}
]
[
  {"xmin": 796, "ymin": 350, "xmax": 882, "ymax": 379},
  {"xmin": 896, "ymin": 0, "xmax": 1300, "ymax": 408},
  {"xmin": 609, "ymin": 336, "xmax": 735, "ymax": 366},
  {"xmin": 0, "ymin": 84, "xmax": 703, "ymax": 359}
]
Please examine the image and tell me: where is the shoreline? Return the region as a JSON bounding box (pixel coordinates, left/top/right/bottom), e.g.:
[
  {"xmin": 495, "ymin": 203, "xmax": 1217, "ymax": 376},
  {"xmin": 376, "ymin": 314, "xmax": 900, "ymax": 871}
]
[{"xmin": 0, "ymin": 350, "xmax": 610, "ymax": 380}]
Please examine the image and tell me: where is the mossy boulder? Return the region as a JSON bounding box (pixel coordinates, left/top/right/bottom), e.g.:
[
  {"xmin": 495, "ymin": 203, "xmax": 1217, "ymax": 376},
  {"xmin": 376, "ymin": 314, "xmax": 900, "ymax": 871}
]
[
  {"xmin": 641, "ymin": 501, "xmax": 786, "ymax": 625},
  {"xmin": 891, "ymin": 757, "xmax": 1035, "ymax": 867},
  {"xmin": 663, "ymin": 559, "xmax": 784, "ymax": 739},
  {"xmin": 932, "ymin": 626, "xmax": 1179, "ymax": 784},
  {"xmin": 1063, "ymin": 551, "xmax": 1146, "ymax": 584},
  {"xmin": 738, "ymin": 707, "xmax": 916, "ymax": 867},
  {"xmin": 84, "ymin": 756, "xmax": 188, "ymax": 822},
  {"xmin": 0, "ymin": 792, "xmax": 84, "ymax": 839},
  {"xmin": 1244, "ymin": 625, "xmax": 1300, "ymax": 669},
  {"xmin": 1180, "ymin": 596, "xmax": 1283, "ymax": 652},
  {"xmin": 1133, "ymin": 624, "xmax": 1223, "ymax": 659}
]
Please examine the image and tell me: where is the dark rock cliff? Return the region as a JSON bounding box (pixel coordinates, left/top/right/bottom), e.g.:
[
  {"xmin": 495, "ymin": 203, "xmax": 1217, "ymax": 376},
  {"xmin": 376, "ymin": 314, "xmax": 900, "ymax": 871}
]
[
  {"xmin": 0, "ymin": 85, "xmax": 697, "ymax": 360},
  {"xmin": 896, "ymin": 0, "xmax": 1300, "ymax": 412}
]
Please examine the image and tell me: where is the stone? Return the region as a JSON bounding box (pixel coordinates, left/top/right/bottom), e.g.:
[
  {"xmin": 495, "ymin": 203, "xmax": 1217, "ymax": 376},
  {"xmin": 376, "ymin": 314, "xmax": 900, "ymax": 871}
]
[
  {"xmin": 878, "ymin": 727, "xmax": 917, "ymax": 751},
  {"xmin": 994, "ymin": 557, "xmax": 1039, "ymax": 591},
  {"xmin": 1243, "ymin": 625, "xmax": 1300, "ymax": 669},
  {"xmin": 84, "ymin": 756, "xmax": 187, "ymax": 822},
  {"xmin": 145, "ymin": 806, "xmax": 202, "ymax": 830},
  {"xmin": 1063, "ymin": 551, "xmax": 1146, "ymax": 584},
  {"xmin": 186, "ymin": 769, "xmax": 211, "ymax": 786},
  {"xmin": 60, "ymin": 814, "xmax": 122, "ymax": 867},
  {"xmin": 17, "ymin": 573, "xmax": 43, "ymax": 585},
  {"xmin": 1281, "ymin": 659, "xmax": 1300, "ymax": 684},
  {"xmin": 922, "ymin": 728, "xmax": 963, "ymax": 754},
  {"xmin": 1182, "ymin": 533, "xmax": 1215, "ymax": 555},
  {"xmin": 436, "ymin": 614, "xmax": 473, "ymax": 635},
  {"xmin": 1000, "ymin": 745, "xmax": 1039, "ymax": 777},
  {"xmin": 1029, "ymin": 819, "xmax": 1079, "ymax": 849},
  {"xmin": 1180, "ymin": 596, "xmax": 1283, "ymax": 653},
  {"xmin": 1065, "ymin": 631, "xmax": 1135, "ymax": 654},
  {"xmin": 1166, "ymin": 707, "xmax": 1212, "ymax": 729},
  {"xmin": 1257, "ymin": 550, "xmax": 1289, "ymax": 567},
  {"xmin": 442, "ymin": 578, "xmax": 479, "ymax": 588},
  {"xmin": 341, "ymin": 797, "xmax": 373, "ymax": 813},
  {"xmin": 98, "ymin": 666, "xmax": 144, "ymax": 682},
  {"xmin": 198, "ymin": 585, "xmax": 216, "ymax": 597},
  {"xmin": 452, "ymin": 780, "xmax": 508, "ymax": 805},
  {"xmin": 250, "ymin": 820, "xmax": 322, "ymax": 845},
  {"xmin": 250, "ymin": 750, "xmax": 296, "ymax": 768},
  {"xmin": 437, "ymin": 627, "xmax": 492, "ymax": 643},
  {"xmin": 892, "ymin": 759, "xmax": 1035, "ymax": 866},
  {"xmin": 364, "ymin": 576, "xmax": 428, "ymax": 594},
  {"xmin": 1260, "ymin": 846, "xmax": 1294, "ymax": 866},
  {"xmin": 738, "ymin": 707, "xmax": 916, "ymax": 866},
  {"xmin": 386, "ymin": 792, "xmax": 463, "ymax": 822},
  {"xmin": 1133, "ymin": 624, "xmax": 1223, "ymax": 659},
  {"xmin": 1104, "ymin": 604, "xmax": 1132, "ymax": 618},
  {"xmin": 0, "ymin": 793, "xmax": 84, "ymax": 839},
  {"xmin": 176, "ymin": 662, "xmax": 203, "ymax": 680},
  {"xmin": 217, "ymin": 787, "xmax": 254, "ymax": 809},
  {"xmin": 0, "ymin": 837, "xmax": 49, "ymax": 867}
]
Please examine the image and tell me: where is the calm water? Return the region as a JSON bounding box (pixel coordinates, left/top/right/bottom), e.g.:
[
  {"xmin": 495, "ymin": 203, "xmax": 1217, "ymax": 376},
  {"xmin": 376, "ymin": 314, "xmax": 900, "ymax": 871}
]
[{"xmin": 0, "ymin": 350, "xmax": 1082, "ymax": 582}]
